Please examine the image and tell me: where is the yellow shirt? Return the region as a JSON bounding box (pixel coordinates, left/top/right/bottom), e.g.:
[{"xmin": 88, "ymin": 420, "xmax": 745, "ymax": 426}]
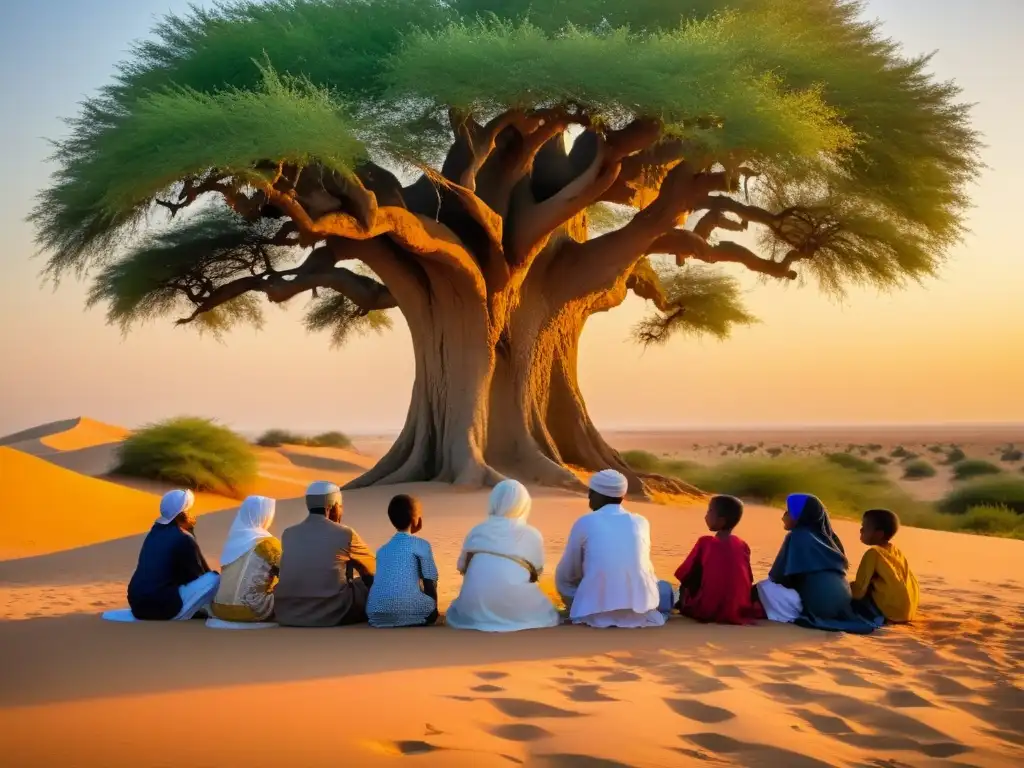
[{"xmin": 850, "ymin": 543, "xmax": 919, "ymax": 623}]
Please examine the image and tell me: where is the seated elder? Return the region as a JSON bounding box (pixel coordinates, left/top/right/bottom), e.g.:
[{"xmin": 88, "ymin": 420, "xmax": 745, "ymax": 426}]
[
  {"xmin": 446, "ymin": 480, "xmax": 560, "ymax": 632},
  {"xmin": 757, "ymin": 493, "xmax": 882, "ymax": 634},
  {"xmin": 275, "ymin": 481, "xmax": 376, "ymax": 627},
  {"xmin": 209, "ymin": 495, "xmax": 280, "ymax": 623},
  {"xmin": 127, "ymin": 489, "xmax": 220, "ymax": 621},
  {"xmin": 555, "ymin": 470, "xmax": 674, "ymax": 628}
]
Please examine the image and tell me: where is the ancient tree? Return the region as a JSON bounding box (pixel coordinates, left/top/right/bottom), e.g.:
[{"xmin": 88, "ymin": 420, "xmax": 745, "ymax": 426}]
[{"xmin": 32, "ymin": 0, "xmax": 978, "ymax": 493}]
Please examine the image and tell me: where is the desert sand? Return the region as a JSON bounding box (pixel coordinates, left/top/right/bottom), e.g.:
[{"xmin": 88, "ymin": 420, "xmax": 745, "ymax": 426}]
[{"xmin": 0, "ymin": 420, "xmax": 1022, "ymax": 767}]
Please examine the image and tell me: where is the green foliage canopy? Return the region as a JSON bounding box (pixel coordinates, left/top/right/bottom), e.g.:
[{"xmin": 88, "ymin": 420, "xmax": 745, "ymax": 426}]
[{"xmin": 32, "ymin": 0, "xmax": 979, "ymax": 348}]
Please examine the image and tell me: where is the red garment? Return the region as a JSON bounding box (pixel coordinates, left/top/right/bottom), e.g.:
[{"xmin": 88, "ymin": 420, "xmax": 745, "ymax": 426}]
[{"xmin": 674, "ymin": 535, "xmax": 763, "ymax": 625}]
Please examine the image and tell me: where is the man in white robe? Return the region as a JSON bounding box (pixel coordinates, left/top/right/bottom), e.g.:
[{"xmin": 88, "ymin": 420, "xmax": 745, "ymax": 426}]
[{"xmin": 555, "ymin": 470, "xmax": 675, "ymax": 628}]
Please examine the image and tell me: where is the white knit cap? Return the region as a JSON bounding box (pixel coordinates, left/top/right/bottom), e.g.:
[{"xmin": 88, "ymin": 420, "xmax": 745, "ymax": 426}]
[
  {"xmin": 589, "ymin": 469, "xmax": 629, "ymax": 498},
  {"xmin": 157, "ymin": 489, "xmax": 195, "ymax": 524},
  {"xmin": 305, "ymin": 480, "xmax": 342, "ymax": 510}
]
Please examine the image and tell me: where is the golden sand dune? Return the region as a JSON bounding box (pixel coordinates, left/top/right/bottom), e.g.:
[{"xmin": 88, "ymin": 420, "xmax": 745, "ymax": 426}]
[
  {"xmin": 0, "ymin": 417, "xmax": 368, "ymax": 559},
  {"xmin": 0, "ymin": 417, "xmax": 81, "ymax": 448},
  {"xmin": 1, "ymin": 482, "xmax": 1022, "ymax": 766},
  {"xmin": 278, "ymin": 442, "xmax": 378, "ymax": 472},
  {"xmin": 0, "ymin": 447, "xmax": 245, "ymax": 560},
  {"xmin": 39, "ymin": 416, "xmax": 129, "ymax": 451}
]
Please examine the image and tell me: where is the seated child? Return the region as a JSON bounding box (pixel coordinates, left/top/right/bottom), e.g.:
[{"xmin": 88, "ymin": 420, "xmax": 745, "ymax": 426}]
[
  {"xmin": 366, "ymin": 495, "xmax": 440, "ymax": 628},
  {"xmin": 674, "ymin": 495, "xmax": 763, "ymax": 624},
  {"xmin": 850, "ymin": 508, "xmax": 919, "ymax": 623}
]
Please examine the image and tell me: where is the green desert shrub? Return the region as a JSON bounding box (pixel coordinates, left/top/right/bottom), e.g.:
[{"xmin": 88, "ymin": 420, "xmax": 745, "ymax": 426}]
[
  {"xmin": 951, "ymin": 506, "xmax": 1024, "ymax": 536},
  {"xmin": 256, "ymin": 428, "xmax": 352, "ymax": 449},
  {"xmin": 866, "ymin": 444, "xmax": 884, "ymax": 452},
  {"xmin": 741, "ymin": 445, "xmax": 758, "ymax": 454},
  {"xmin": 874, "ymin": 456, "xmax": 892, "ymax": 465},
  {"xmin": 309, "ymin": 431, "xmax": 352, "ymax": 449},
  {"xmin": 944, "ymin": 447, "xmax": 967, "ymax": 465},
  {"xmin": 902, "ymin": 459, "xmax": 937, "ymax": 480},
  {"xmin": 682, "ymin": 457, "xmax": 909, "ymax": 521},
  {"xmin": 939, "ymin": 476, "xmax": 1024, "ymax": 515},
  {"xmin": 255, "ymin": 428, "xmax": 306, "ymax": 447},
  {"xmin": 825, "ymin": 452, "xmax": 884, "ymax": 476},
  {"xmin": 952, "ymin": 459, "xmax": 1002, "ymax": 481},
  {"xmin": 622, "ymin": 450, "xmax": 662, "ymax": 473},
  {"xmin": 1000, "ymin": 448, "xmax": 1023, "ymax": 462},
  {"xmin": 890, "ymin": 446, "xmax": 911, "ymax": 459},
  {"xmin": 767, "ymin": 447, "xmax": 783, "ymax": 458},
  {"xmin": 927, "ymin": 444, "xmax": 944, "ymax": 454},
  {"xmin": 621, "ymin": 451, "xmax": 700, "ymax": 479},
  {"xmin": 116, "ymin": 417, "xmax": 256, "ymax": 496}
]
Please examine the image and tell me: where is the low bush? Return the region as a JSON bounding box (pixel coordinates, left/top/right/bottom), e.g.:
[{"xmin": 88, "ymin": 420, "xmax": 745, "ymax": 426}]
[
  {"xmin": 825, "ymin": 452, "xmax": 884, "ymax": 476},
  {"xmin": 256, "ymin": 429, "xmax": 306, "ymax": 447},
  {"xmin": 927, "ymin": 444, "xmax": 944, "ymax": 454},
  {"xmin": 256, "ymin": 428, "xmax": 352, "ymax": 449},
  {"xmin": 116, "ymin": 417, "xmax": 256, "ymax": 496},
  {"xmin": 621, "ymin": 450, "xmax": 662, "ymax": 473},
  {"xmin": 952, "ymin": 459, "xmax": 1002, "ymax": 481},
  {"xmin": 767, "ymin": 447, "xmax": 783, "ymax": 458},
  {"xmin": 952, "ymin": 506, "xmax": 1024, "ymax": 536},
  {"xmin": 741, "ymin": 445, "xmax": 758, "ymax": 454},
  {"xmin": 939, "ymin": 476, "xmax": 1024, "ymax": 515},
  {"xmin": 891, "ymin": 446, "xmax": 911, "ymax": 459},
  {"xmin": 681, "ymin": 457, "xmax": 910, "ymax": 521},
  {"xmin": 310, "ymin": 431, "xmax": 353, "ymax": 449},
  {"xmin": 902, "ymin": 459, "xmax": 937, "ymax": 480},
  {"xmin": 622, "ymin": 451, "xmax": 700, "ymax": 478},
  {"xmin": 944, "ymin": 447, "xmax": 966, "ymax": 465},
  {"xmin": 1000, "ymin": 448, "xmax": 1023, "ymax": 463},
  {"xmin": 874, "ymin": 456, "xmax": 892, "ymax": 465}
]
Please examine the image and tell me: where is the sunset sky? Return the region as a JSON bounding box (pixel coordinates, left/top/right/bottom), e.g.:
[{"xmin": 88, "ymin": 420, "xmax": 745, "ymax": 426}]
[{"xmin": 1, "ymin": 0, "xmax": 1021, "ymax": 437}]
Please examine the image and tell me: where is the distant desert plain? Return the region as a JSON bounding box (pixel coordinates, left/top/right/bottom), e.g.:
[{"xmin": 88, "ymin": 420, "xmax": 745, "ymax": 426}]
[{"xmin": 1, "ymin": 417, "xmax": 1021, "ymax": 767}]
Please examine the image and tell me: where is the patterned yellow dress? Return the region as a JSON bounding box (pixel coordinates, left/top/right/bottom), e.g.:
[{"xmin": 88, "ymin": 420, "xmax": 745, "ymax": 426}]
[{"xmin": 210, "ymin": 538, "xmax": 282, "ymax": 622}]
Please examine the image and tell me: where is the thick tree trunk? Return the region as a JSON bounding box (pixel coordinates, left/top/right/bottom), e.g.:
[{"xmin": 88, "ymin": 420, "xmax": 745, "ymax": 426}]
[{"xmin": 344, "ymin": 260, "xmax": 501, "ymax": 489}]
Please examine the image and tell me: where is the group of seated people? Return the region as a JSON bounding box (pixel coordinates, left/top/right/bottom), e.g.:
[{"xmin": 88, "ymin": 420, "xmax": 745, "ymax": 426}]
[{"xmin": 125, "ymin": 469, "xmax": 919, "ymax": 632}]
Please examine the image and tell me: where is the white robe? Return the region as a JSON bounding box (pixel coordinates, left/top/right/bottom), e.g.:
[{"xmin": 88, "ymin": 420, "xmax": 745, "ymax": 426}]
[
  {"xmin": 446, "ymin": 481, "xmax": 561, "ymax": 633},
  {"xmin": 555, "ymin": 504, "xmax": 665, "ymax": 628}
]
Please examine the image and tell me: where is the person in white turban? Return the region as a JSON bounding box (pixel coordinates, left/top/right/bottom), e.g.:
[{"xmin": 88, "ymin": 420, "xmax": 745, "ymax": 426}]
[
  {"xmin": 446, "ymin": 480, "xmax": 560, "ymax": 632},
  {"xmin": 210, "ymin": 496, "xmax": 281, "ymax": 623},
  {"xmin": 554, "ymin": 470, "xmax": 675, "ymax": 628},
  {"xmin": 127, "ymin": 489, "xmax": 220, "ymax": 620},
  {"xmin": 275, "ymin": 481, "xmax": 377, "ymax": 627}
]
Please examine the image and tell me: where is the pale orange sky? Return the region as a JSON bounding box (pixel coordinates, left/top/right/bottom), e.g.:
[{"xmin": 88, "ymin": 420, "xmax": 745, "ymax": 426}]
[{"xmin": 1, "ymin": 1, "xmax": 1022, "ymax": 437}]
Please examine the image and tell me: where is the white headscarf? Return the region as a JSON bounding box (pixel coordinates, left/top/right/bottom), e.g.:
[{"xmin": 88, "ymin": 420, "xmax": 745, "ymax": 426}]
[
  {"xmin": 157, "ymin": 489, "xmax": 195, "ymax": 525},
  {"xmin": 458, "ymin": 480, "xmax": 544, "ymax": 570},
  {"xmin": 220, "ymin": 496, "xmax": 277, "ymax": 567}
]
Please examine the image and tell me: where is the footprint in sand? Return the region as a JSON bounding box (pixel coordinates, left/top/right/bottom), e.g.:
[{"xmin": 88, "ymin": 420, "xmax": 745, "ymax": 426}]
[
  {"xmin": 827, "ymin": 668, "xmax": 880, "ymax": 689},
  {"xmin": 838, "ymin": 733, "xmax": 971, "ymax": 759},
  {"xmin": 599, "ymin": 670, "xmax": 641, "ymax": 683},
  {"xmin": 664, "ymin": 698, "xmax": 736, "ymax": 724},
  {"xmin": 475, "ymin": 670, "xmax": 510, "ymax": 681},
  {"xmin": 488, "ymin": 723, "xmax": 553, "ymax": 743},
  {"xmin": 471, "ymin": 684, "xmax": 505, "ymax": 693},
  {"xmin": 564, "ymin": 684, "xmax": 617, "ymax": 703},
  {"xmin": 658, "ymin": 667, "xmax": 730, "ymax": 695},
  {"xmin": 884, "ymin": 689, "xmax": 935, "ymax": 708},
  {"xmin": 790, "ymin": 708, "xmax": 853, "ymax": 736},
  {"xmin": 531, "ymin": 755, "xmax": 637, "ymax": 768},
  {"xmin": 673, "ymin": 747, "xmax": 726, "ymax": 763},
  {"xmin": 710, "ymin": 664, "xmax": 746, "ymax": 678},
  {"xmin": 680, "ymin": 732, "xmax": 838, "ymax": 768},
  {"xmin": 757, "ymin": 682, "xmax": 818, "ymax": 705},
  {"xmin": 486, "ymin": 698, "xmax": 584, "ymax": 719}
]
